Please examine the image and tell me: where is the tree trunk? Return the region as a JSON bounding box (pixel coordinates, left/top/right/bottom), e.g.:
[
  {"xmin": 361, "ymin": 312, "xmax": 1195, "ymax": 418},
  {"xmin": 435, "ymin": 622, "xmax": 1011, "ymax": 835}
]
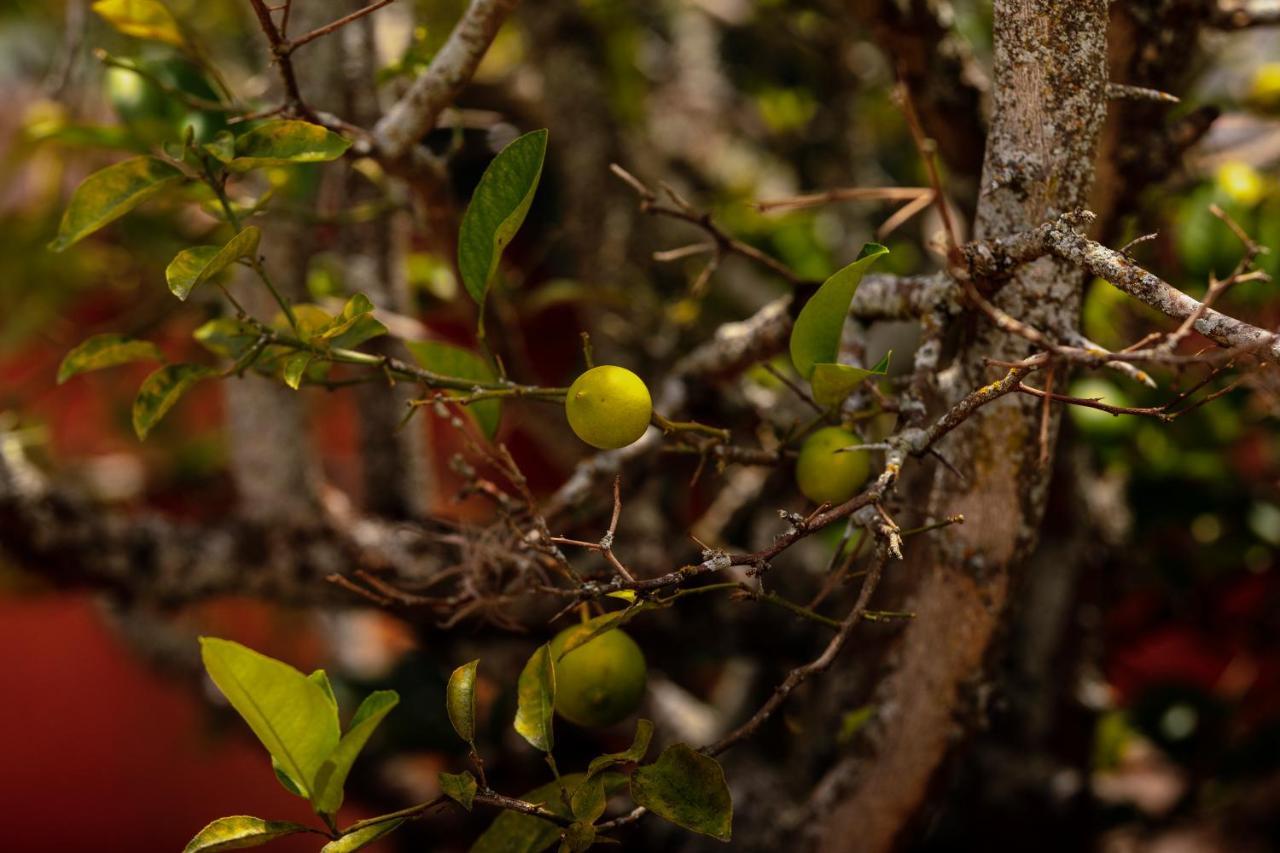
[{"xmin": 818, "ymin": 4, "xmax": 1110, "ymax": 850}]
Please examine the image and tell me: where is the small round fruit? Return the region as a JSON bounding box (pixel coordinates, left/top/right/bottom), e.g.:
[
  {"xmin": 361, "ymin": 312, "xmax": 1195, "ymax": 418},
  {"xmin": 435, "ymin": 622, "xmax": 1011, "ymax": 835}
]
[
  {"xmin": 565, "ymin": 365, "xmax": 652, "ymax": 449},
  {"xmin": 549, "ymin": 620, "xmax": 647, "ymax": 728},
  {"xmin": 795, "ymin": 426, "xmax": 870, "ymax": 505},
  {"xmin": 1067, "ymin": 378, "xmax": 1135, "ymax": 439}
]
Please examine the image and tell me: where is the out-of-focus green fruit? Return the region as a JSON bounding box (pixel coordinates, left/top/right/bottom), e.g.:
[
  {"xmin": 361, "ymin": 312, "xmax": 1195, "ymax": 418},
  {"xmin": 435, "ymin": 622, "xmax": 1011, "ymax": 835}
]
[
  {"xmin": 795, "ymin": 426, "xmax": 870, "ymax": 505},
  {"xmin": 1247, "ymin": 62, "xmax": 1280, "ymax": 112},
  {"xmin": 565, "ymin": 365, "xmax": 652, "ymax": 449},
  {"xmin": 549, "ymin": 620, "xmax": 647, "ymax": 728},
  {"xmin": 105, "ymin": 55, "xmax": 226, "ymax": 146},
  {"xmin": 1216, "ymin": 161, "xmax": 1265, "ymax": 207},
  {"xmin": 1067, "ymin": 378, "xmax": 1136, "ymax": 439}
]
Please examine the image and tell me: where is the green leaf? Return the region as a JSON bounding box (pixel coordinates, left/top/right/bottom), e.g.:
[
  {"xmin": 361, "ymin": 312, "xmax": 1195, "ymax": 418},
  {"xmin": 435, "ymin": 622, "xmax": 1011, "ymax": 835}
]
[
  {"xmin": 181, "ymin": 816, "xmax": 310, "ymax": 853},
  {"xmin": 166, "ymin": 227, "xmax": 261, "ymax": 301},
  {"xmin": 586, "ymin": 719, "xmax": 653, "ymax": 777},
  {"xmin": 132, "ymin": 363, "xmax": 215, "ymax": 439},
  {"xmin": 311, "ymin": 690, "xmax": 400, "ymax": 816},
  {"xmin": 204, "ymin": 131, "xmax": 236, "ymax": 163},
  {"xmin": 809, "ymin": 351, "xmax": 891, "ymax": 408},
  {"xmin": 92, "ymin": 0, "xmax": 184, "ymax": 46},
  {"xmin": 314, "ymin": 293, "xmax": 387, "ymax": 350},
  {"xmin": 568, "ymin": 775, "xmax": 606, "ymax": 824},
  {"xmin": 49, "ymin": 156, "xmax": 183, "ymax": 251},
  {"xmin": 198, "ymin": 637, "xmax": 342, "ymax": 799},
  {"xmin": 282, "ymin": 352, "xmax": 311, "ymax": 390},
  {"xmin": 630, "ymin": 744, "xmax": 732, "ymax": 842},
  {"xmin": 320, "ymin": 819, "xmax": 405, "ymax": 853},
  {"xmin": 223, "ymin": 120, "xmax": 351, "ymax": 171},
  {"xmin": 447, "ymin": 659, "xmax": 481, "ymax": 745},
  {"xmin": 458, "ymin": 129, "xmax": 548, "ymax": 307},
  {"xmin": 471, "ymin": 775, "xmax": 583, "ymax": 853},
  {"xmin": 405, "ymin": 339, "xmax": 502, "ymax": 438},
  {"xmin": 514, "ymin": 643, "xmax": 556, "ymax": 753},
  {"xmin": 57, "ymin": 333, "xmax": 164, "ymax": 384},
  {"xmin": 788, "ymin": 244, "xmax": 889, "ymax": 380},
  {"xmin": 440, "ymin": 770, "xmax": 478, "ymax": 811},
  {"xmin": 559, "ymin": 822, "xmax": 596, "ymax": 853},
  {"xmin": 194, "ymin": 318, "xmax": 262, "ymax": 360},
  {"xmin": 555, "ymin": 608, "xmax": 649, "ymax": 660}
]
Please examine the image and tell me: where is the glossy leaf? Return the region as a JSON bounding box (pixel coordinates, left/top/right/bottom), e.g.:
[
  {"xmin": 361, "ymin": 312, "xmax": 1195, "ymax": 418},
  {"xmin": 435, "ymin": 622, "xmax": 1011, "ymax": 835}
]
[
  {"xmin": 312, "ymin": 690, "xmax": 399, "ymax": 815},
  {"xmin": 166, "ymin": 227, "xmax": 260, "ymax": 301},
  {"xmin": 514, "ymin": 644, "xmax": 555, "ymax": 753},
  {"xmin": 50, "ymin": 156, "xmax": 183, "ymax": 251},
  {"xmin": 788, "ymin": 244, "xmax": 889, "ymax": 380},
  {"xmin": 809, "ymin": 351, "xmax": 891, "ymax": 408},
  {"xmin": 447, "ymin": 659, "xmax": 480, "ymax": 745},
  {"xmin": 181, "ymin": 815, "xmax": 309, "ymax": 853},
  {"xmin": 92, "ymin": 0, "xmax": 183, "ymax": 46},
  {"xmin": 222, "ymin": 120, "xmax": 351, "ymax": 171},
  {"xmin": 199, "ymin": 637, "xmax": 342, "ymax": 799},
  {"xmin": 57, "ymin": 333, "xmax": 164, "ymax": 384},
  {"xmin": 405, "ymin": 340, "xmax": 501, "ymax": 438},
  {"xmin": 282, "ymin": 352, "xmax": 311, "ymax": 390},
  {"xmin": 439, "ymin": 770, "xmax": 478, "ymax": 811},
  {"xmin": 132, "ymin": 363, "xmax": 215, "ymax": 439},
  {"xmin": 630, "ymin": 744, "xmax": 732, "ymax": 842},
  {"xmin": 457, "ymin": 129, "xmax": 548, "ymax": 307},
  {"xmin": 320, "ymin": 819, "xmax": 405, "ymax": 853},
  {"xmin": 315, "ymin": 294, "xmax": 386, "ymax": 350}
]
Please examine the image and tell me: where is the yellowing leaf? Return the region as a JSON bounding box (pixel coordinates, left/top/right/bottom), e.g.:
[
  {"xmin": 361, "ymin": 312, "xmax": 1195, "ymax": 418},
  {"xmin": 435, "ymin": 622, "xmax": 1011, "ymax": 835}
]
[
  {"xmin": 50, "ymin": 156, "xmax": 183, "ymax": 251},
  {"xmin": 166, "ymin": 227, "xmax": 261, "ymax": 301},
  {"xmin": 439, "ymin": 770, "xmax": 478, "ymax": 811},
  {"xmin": 58, "ymin": 333, "xmax": 164, "ymax": 384},
  {"xmin": 631, "ymin": 744, "xmax": 732, "ymax": 842},
  {"xmin": 132, "ymin": 363, "xmax": 215, "ymax": 439},
  {"xmin": 513, "ymin": 644, "xmax": 555, "ymax": 753},
  {"xmin": 222, "ymin": 120, "xmax": 351, "ymax": 171},
  {"xmin": 92, "ymin": 0, "xmax": 184, "ymax": 46},
  {"xmin": 181, "ymin": 816, "xmax": 309, "ymax": 853},
  {"xmin": 447, "ymin": 660, "xmax": 480, "ymax": 745}
]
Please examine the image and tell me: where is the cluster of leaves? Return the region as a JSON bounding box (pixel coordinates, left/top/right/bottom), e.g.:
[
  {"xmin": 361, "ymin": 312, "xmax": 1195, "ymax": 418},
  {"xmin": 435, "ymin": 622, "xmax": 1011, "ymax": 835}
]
[{"xmin": 187, "ymin": 632, "xmax": 731, "ymax": 853}]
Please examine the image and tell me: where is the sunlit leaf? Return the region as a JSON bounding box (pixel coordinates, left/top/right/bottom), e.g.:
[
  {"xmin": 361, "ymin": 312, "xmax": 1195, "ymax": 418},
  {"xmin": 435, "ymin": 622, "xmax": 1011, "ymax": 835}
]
[
  {"xmin": 439, "ymin": 770, "xmax": 478, "ymax": 811},
  {"xmin": 789, "ymin": 244, "xmax": 889, "ymax": 379},
  {"xmin": 405, "ymin": 339, "xmax": 502, "ymax": 438},
  {"xmin": 315, "ymin": 293, "xmax": 387, "ymax": 350},
  {"xmin": 631, "ymin": 744, "xmax": 732, "ymax": 842},
  {"xmin": 166, "ymin": 227, "xmax": 260, "ymax": 301},
  {"xmin": 132, "ymin": 363, "xmax": 215, "ymax": 439},
  {"xmin": 809, "ymin": 351, "xmax": 891, "ymax": 408},
  {"xmin": 181, "ymin": 815, "xmax": 310, "ymax": 853},
  {"xmin": 319, "ymin": 819, "xmax": 405, "ymax": 853},
  {"xmin": 57, "ymin": 333, "xmax": 164, "ymax": 384},
  {"xmin": 198, "ymin": 637, "xmax": 342, "ymax": 798},
  {"xmin": 92, "ymin": 0, "xmax": 183, "ymax": 46},
  {"xmin": 312, "ymin": 690, "xmax": 400, "ymax": 815},
  {"xmin": 458, "ymin": 129, "xmax": 548, "ymax": 308},
  {"xmin": 514, "ymin": 644, "xmax": 555, "ymax": 753},
  {"xmin": 49, "ymin": 156, "xmax": 183, "ymax": 251},
  {"xmin": 447, "ymin": 660, "xmax": 480, "ymax": 745},
  {"xmin": 282, "ymin": 352, "xmax": 311, "ymax": 390},
  {"xmin": 222, "ymin": 120, "xmax": 351, "ymax": 171}
]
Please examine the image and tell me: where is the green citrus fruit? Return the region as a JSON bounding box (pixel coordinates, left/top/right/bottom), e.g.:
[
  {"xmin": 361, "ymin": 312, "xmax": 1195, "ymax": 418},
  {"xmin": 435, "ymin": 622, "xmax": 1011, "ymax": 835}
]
[
  {"xmin": 549, "ymin": 619, "xmax": 647, "ymax": 728},
  {"xmin": 795, "ymin": 426, "xmax": 870, "ymax": 505},
  {"xmin": 565, "ymin": 365, "xmax": 652, "ymax": 449},
  {"xmin": 1067, "ymin": 378, "xmax": 1135, "ymax": 439}
]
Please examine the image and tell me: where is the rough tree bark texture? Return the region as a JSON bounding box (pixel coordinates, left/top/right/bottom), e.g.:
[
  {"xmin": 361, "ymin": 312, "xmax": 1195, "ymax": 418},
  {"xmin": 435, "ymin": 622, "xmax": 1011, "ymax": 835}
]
[{"xmin": 819, "ymin": 4, "xmax": 1110, "ymax": 850}]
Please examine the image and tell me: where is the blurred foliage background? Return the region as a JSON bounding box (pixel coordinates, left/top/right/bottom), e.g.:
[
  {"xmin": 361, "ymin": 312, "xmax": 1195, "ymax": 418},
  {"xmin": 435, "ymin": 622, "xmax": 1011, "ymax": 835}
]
[{"xmin": 1, "ymin": 1, "xmax": 1279, "ymax": 851}]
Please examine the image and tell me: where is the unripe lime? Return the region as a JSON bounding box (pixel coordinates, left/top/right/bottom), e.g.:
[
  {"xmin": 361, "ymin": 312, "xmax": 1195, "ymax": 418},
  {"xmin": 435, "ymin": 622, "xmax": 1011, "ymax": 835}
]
[
  {"xmin": 565, "ymin": 365, "xmax": 652, "ymax": 449},
  {"xmin": 549, "ymin": 620, "xmax": 647, "ymax": 728},
  {"xmin": 795, "ymin": 426, "xmax": 870, "ymax": 505},
  {"xmin": 1247, "ymin": 62, "xmax": 1280, "ymax": 112},
  {"xmin": 1067, "ymin": 378, "xmax": 1135, "ymax": 439}
]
